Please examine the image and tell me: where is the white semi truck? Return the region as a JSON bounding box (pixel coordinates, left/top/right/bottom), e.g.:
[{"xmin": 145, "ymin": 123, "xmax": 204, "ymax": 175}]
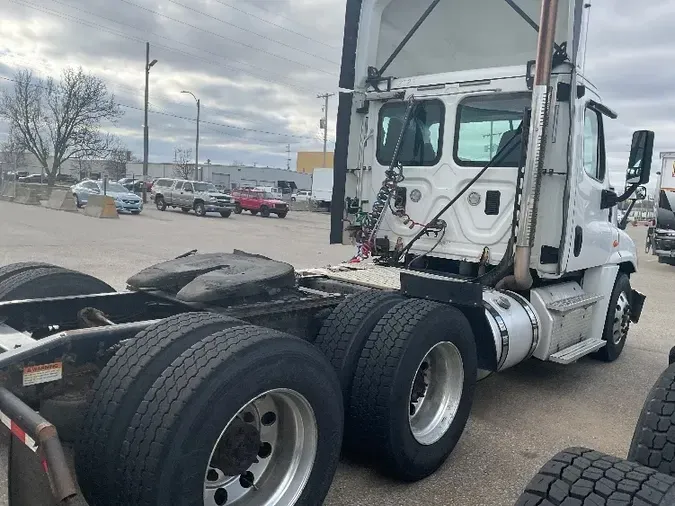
[
  {"xmin": 648, "ymin": 152, "xmax": 675, "ymax": 264},
  {"xmin": 0, "ymin": 0, "xmax": 657, "ymax": 505}
]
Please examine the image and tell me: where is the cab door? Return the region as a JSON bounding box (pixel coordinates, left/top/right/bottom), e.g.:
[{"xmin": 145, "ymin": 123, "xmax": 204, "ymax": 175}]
[{"xmin": 563, "ymin": 98, "xmax": 615, "ymax": 272}]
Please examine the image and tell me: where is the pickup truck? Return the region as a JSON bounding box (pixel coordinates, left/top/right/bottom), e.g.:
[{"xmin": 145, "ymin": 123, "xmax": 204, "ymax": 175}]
[
  {"xmin": 231, "ymin": 189, "xmax": 289, "ymax": 218},
  {"xmin": 154, "ymin": 179, "xmax": 236, "ymax": 217}
]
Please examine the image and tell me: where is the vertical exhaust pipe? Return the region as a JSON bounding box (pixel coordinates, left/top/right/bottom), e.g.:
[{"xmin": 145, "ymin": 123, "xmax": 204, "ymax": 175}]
[{"xmin": 511, "ymin": 0, "xmax": 560, "ymax": 290}]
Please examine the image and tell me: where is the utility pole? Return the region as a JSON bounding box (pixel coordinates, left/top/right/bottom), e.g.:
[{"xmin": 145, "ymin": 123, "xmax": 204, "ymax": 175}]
[
  {"xmin": 317, "ymin": 93, "xmax": 335, "ymax": 167},
  {"xmin": 181, "ymin": 91, "xmax": 200, "ymax": 180},
  {"xmin": 143, "ymin": 42, "xmax": 158, "ymax": 203},
  {"xmin": 286, "ymin": 144, "xmax": 291, "ymax": 170}
]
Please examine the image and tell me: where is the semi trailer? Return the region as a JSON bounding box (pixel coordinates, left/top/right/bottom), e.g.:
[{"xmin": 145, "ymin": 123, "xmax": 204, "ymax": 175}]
[{"xmin": 0, "ymin": 0, "xmax": 655, "ymax": 505}]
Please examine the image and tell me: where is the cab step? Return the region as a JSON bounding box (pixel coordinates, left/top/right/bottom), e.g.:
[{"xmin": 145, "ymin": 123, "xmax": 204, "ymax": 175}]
[
  {"xmin": 546, "ymin": 293, "xmax": 603, "ymax": 313},
  {"xmin": 548, "ymin": 338, "xmax": 606, "ymax": 365}
]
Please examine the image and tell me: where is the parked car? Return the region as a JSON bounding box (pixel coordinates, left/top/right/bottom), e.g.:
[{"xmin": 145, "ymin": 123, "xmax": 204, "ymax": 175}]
[
  {"xmin": 56, "ymin": 173, "xmax": 78, "ymax": 184},
  {"xmin": 153, "ymin": 179, "xmax": 236, "ymax": 217},
  {"xmin": 291, "ymin": 190, "xmax": 313, "ymax": 202},
  {"xmin": 231, "ymin": 189, "xmax": 289, "ymax": 218},
  {"xmin": 71, "ymin": 180, "xmax": 144, "ymax": 214},
  {"xmin": 150, "ymin": 178, "xmax": 175, "ymax": 202},
  {"xmin": 17, "ymin": 174, "xmax": 43, "ymax": 183}
]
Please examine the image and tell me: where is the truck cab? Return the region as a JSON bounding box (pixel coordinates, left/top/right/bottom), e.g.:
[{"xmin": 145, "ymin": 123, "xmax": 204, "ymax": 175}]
[{"xmin": 328, "ymin": 0, "xmax": 652, "ymax": 367}]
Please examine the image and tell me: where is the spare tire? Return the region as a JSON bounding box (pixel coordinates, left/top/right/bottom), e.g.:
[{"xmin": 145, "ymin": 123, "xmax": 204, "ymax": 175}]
[
  {"xmin": 0, "ymin": 267, "xmax": 114, "ymax": 301},
  {"xmin": 117, "ymin": 325, "xmax": 343, "ymax": 506},
  {"xmin": 76, "ymin": 312, "xmax": 245, "ymax": 506},
  {"xmin": 516, "ymin": 447, "xmax": 675, "ymax": 505},
  {"xmin": 628, "ymin": 362, "xmax": 675, "ymax": 475}
]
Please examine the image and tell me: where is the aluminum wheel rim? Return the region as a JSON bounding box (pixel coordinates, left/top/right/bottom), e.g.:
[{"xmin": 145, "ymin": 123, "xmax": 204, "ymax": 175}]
[
  {"xmin": 408, "ymin": 341, "xmax": 464, "ymax": 446},
  {"xmin": 612, "ymin": 291, "xmax": 631, "ymax": 345},
  {"xmin": 204, "ymin": 388, "xmax": 318, "ymax": 506}
]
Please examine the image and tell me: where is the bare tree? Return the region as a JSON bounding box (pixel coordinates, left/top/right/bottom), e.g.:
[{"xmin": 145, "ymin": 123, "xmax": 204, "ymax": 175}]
[
  {"xmin": 0, "ymin": 128, "xmax": 26, "ymax": 181},
  {"xmin": 105, "ymin": 144, "xmax": 132, "ymax": 180},
  {"xmin": 0, "ymin": 68, "xmax": 123, "ymax": 185},
  {"xmin": 173, "ymin": 147, "xmax": 194, "ymax": 179}
]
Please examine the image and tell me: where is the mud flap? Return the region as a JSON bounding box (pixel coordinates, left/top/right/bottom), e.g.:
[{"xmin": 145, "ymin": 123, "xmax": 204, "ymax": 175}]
[{"xmin": 630, "ymin": 289, "xmax": 646, "ymax": 323}]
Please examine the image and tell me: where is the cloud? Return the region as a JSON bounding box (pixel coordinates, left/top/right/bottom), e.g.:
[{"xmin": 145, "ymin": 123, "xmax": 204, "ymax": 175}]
[{"xmin": 0, "ymin": 0, "xmax": 671, "ymax": 180}]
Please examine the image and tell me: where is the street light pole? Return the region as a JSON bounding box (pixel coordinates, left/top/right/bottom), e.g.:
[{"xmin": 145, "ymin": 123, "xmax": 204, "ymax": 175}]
[
  {"xmin": 181, "ymin": 91, "xmax": 200, "ymax": 180},
  {"xmin": 143, "ymin": 42, "xmax": 158, "ymax": 203}
]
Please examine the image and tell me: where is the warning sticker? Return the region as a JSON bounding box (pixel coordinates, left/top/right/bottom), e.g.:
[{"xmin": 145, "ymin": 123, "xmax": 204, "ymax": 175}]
[{"xmin": 22, "ymin": 362, "xmax": 63, "ymax": 387}]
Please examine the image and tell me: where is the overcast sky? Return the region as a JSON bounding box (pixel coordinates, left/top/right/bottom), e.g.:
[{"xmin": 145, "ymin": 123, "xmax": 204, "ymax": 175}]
[{"xmin": 0, "ymin": 0, "xmax": 672, "ymax": 185}]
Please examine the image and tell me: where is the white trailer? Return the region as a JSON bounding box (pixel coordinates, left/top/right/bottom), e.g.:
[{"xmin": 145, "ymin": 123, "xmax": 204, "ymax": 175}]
[{"xmin": 311, "ymin": 167, "xmax": 334, "ymax": 207}]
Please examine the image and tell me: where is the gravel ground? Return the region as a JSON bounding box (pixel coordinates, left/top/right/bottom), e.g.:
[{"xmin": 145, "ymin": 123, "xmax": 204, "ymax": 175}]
[{"xmin": 0, "ymin": 200, "xmax": 672, "ymax": 506}]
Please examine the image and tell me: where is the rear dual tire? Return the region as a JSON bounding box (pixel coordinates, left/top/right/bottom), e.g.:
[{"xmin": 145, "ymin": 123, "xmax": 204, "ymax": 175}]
[
  {"xmin": 76, "ymin": 317, "xmax": 343, "ymax": 506},
  {"xmin": 316, "ymin": 293, "xmax": 477, "ymax": 482}
]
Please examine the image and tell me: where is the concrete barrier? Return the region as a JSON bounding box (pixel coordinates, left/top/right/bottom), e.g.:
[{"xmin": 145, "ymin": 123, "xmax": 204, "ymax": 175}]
[
  {"xmin": 289, "ymin": 200, "xmax": 320, "ymax": 212},
  {"xmin": 13, "ymin": 186, "xmax": 41, "ymax": 205},
  {"xmin": 45, "ymin": 189, "xmax": 78, "ymax": 212},
  {"xmin": 84, "ymin": 194, "xmax": 119, "ymax": 219},
  {"xmin": 0, "ymin": 182, "xmax": 16, "ymax": 201}
]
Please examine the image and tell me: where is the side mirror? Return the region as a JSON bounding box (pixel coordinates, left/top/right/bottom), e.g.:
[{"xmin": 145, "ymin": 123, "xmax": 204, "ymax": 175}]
[
  {"xmin": 626, "ymin": 130, "xmax": 655, "ymax": 185},
  {"xmin": 630, "ymin": 185, "xmax": 647, "ymax": 201}
]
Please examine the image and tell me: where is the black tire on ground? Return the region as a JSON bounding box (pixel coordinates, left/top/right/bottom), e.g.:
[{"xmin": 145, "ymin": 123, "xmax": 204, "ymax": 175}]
[
  {"xmin": 0, "ymin": 261, "xmax": 56, "ymax": 285},
  {"xmin": 628, "ymin": 363, "xmax": 675, "ymax": 475},
  {"xmin": 73, "ymin": 193, "xmax": 81, "ymax": 208},
  {"xmin": 0, "ymin": 267, "xmax": 114, "ymax": 302},
  {"xmin": 117, "ymin": 325, "xmax": 344, "ymax": 506},
  {"xmin": 220, "ymin": 210, "xmax": 232, "ymax": 218},
  {"xmin": 260, "ymin": 205, "xmax": 270, "ymax": 217},
  {"xmin": 592, "ymin": 273, "xmax": 632, "ymax": 362},
  {"xmin": 277, "ymin": 211, "xmax": 288, "ymax": 218},
  {"xmin": 347, "ymin": 298, "xmax": 477, "ymax": 481},
  {"xmin": 234, "ymin": 202, "xmax": 242, "ymax": 214},
  {"xmin": 155, "ymin": 196, "xmax": 166, "ymax": 211},
  {"xmin": 250, "ymin": 209, "xmax": 258, "ymax": 215},
  {"xmin": 515, "ymin": 447, "xmax": 675, "ymax": 506},
  {"xmin": 75, "ymin": 312, "xmax": 245, "ymax": 506},
  {"xmin": 181, "ymin": 207, "xmax": 190, "ymax": 213},
  {"xmin": 194, "ymin": 201, "xmax": 206, "ymax": 217},
  {"xmin": 314, "ymin": 290, "xmax": 404, "ymax": 401}
]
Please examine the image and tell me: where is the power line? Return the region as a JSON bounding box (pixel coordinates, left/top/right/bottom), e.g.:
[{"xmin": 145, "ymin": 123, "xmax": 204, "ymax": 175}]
[
  {"xmin": 0, "ymin": 74, "xmax": 323, "ymax": 146},
  {"xmin": 25, "ymin": 0, "xmax": 318, "ymax": 94},
  {"xmin": 118, "ymin": 0, "xmax": 338, "ymax": 76},
  {"xmin": 210, "ymin": 0, "xmax": 340, "ymax": 51},
  {"xmin": 242, "ymin": 0, "xmax": 339, "ymax": 47},
  {"xmin": 167, "ymin": 0, "xmax": 338, "ymax": 65}
]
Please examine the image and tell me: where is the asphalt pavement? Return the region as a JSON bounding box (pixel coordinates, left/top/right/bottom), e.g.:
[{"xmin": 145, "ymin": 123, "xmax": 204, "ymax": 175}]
[{"xmin": 0, "ymin": 200, "xmax": 672, "ymax": 505}]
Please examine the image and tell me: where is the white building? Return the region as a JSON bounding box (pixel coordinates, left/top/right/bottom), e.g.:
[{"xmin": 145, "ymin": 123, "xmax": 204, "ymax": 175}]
[{"xmin": 125, "ymin": 162, "xmax": 312, "ymax": 191}]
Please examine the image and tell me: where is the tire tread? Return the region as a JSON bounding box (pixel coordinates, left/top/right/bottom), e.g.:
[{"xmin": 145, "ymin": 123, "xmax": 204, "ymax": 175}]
[{"xmin": 516, "ymin": 447, "xmax": 675, "ymax": 505}]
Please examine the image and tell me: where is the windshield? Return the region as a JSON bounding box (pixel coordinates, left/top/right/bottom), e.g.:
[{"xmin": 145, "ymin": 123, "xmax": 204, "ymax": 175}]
[
  {"xmin": 194, "ymin": 183, "xmax": 217, "ymax": 192},
  {"xmin": 105, "ymin": 182, "xmax": 129, "ymax": 193}
]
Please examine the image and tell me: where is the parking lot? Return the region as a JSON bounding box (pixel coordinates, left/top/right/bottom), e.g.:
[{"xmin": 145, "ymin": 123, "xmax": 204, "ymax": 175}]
[{"xmin": 0, "ymin": 200, "xmax": 672, "ymax": 505}]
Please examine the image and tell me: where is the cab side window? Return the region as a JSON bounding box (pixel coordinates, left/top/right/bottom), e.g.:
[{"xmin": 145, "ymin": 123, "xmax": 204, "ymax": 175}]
[
  {"xmin": 583, "ymin": 108, "xmax": 606, "ymax": 181},
  {"xmin": 183, "ymin": 183, "xmax": 193, "ymax": 192}
]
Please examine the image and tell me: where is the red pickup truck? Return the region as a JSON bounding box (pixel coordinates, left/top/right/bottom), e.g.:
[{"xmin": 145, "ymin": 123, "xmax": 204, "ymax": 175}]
[{"xmin": 231, "ymin": 189, "xmax": 289, "ymax": 218}]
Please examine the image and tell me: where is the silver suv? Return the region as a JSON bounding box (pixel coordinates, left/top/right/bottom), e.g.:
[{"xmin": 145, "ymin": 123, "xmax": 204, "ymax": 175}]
[{"xmin": 154, "ymin": 179, "xmax": 235, "ymax": 218}]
